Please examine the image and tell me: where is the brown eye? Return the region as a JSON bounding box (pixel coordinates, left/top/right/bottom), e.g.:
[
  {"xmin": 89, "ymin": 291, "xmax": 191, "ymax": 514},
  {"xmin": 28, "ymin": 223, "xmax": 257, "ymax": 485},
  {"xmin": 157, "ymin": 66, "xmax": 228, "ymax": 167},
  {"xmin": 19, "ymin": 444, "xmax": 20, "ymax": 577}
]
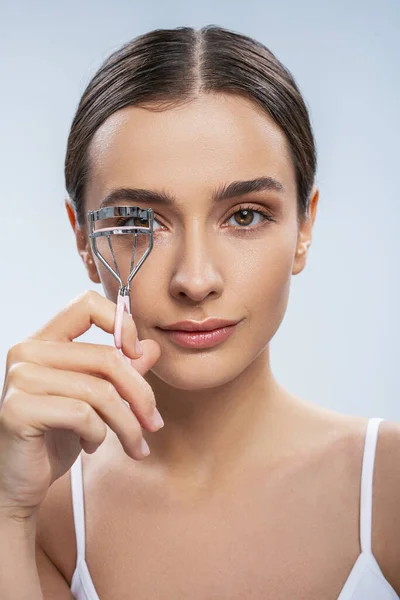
[
  {"xmin": 226, "ymin": 206, "xmax": 273, "ymax": 229},
  {"xmin": 233, "ymin": 209, "xmax": 255, "ymax": 226}
]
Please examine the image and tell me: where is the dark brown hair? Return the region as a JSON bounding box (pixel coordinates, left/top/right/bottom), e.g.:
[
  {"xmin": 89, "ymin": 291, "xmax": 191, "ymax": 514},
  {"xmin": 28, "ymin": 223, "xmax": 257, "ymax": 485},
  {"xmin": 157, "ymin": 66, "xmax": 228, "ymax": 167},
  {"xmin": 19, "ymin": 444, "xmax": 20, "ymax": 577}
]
[{"xmin": 65, "ymin": 25, "xmax": 317, "ymax": 228}]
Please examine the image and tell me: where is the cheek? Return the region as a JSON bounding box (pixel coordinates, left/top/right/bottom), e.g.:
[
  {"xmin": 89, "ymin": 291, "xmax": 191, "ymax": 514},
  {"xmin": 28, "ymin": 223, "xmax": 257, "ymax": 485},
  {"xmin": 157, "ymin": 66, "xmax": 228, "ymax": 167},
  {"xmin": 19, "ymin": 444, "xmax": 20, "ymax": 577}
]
[
  {"xmin": 233, "ymin": 236, "xmax": 295, "ymax": 342},
  {"xmin": 97, "ymin": 268, "xmax": 119, "ymax": 301},
  {"xmin": 226, "ymin": 227, "xmax": 296, "ymax": 298}
]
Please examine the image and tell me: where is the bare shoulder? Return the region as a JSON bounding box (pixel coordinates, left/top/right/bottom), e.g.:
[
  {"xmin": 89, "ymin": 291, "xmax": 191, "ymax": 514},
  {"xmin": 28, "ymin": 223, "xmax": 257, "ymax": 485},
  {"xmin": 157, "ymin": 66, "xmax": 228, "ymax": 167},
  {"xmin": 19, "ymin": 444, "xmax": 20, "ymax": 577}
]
[
  {"xmin": 324, "ymin": 412, "xmax": 400, "ymax": 593},
  {"xmin": 372, "ymin": 419, "xmax": 400, "ymax": 593},
  {"xmin": 298, "ymin": 403, "xmax": 400, "ymax": 592}
]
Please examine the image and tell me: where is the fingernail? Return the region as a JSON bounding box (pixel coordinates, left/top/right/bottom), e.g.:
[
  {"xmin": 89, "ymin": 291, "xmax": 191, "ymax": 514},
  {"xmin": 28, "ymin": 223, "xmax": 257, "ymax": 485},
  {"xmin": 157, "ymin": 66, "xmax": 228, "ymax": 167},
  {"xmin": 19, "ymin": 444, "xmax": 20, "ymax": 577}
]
[
  {"xmin": 135, "ymin": 339, "xmax": 143, "ymax": 356},
  {"xmin": 150, "ymin": 407, "xmax": 164, "ymax": 430},
  {"xmin": 141, "ymin": 438, "xmax": 150, "ymax": 456}
]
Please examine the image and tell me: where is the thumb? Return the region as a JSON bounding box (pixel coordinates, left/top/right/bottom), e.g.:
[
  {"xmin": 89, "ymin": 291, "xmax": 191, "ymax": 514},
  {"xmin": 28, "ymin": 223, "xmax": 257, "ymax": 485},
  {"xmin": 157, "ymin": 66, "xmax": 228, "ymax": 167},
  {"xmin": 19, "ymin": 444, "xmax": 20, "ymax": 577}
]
[{"xmin": 127, "ymin": 338, "xmax": 161, "ymax": 376}]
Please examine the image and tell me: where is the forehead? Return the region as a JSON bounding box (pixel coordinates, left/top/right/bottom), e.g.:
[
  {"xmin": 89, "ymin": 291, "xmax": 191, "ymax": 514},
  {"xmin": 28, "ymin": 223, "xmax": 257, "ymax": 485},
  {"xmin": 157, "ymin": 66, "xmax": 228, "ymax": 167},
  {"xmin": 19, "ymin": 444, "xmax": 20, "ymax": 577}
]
[{"xmin": 85, "ymin": 93, "xmax": 296, "ymax": 208}]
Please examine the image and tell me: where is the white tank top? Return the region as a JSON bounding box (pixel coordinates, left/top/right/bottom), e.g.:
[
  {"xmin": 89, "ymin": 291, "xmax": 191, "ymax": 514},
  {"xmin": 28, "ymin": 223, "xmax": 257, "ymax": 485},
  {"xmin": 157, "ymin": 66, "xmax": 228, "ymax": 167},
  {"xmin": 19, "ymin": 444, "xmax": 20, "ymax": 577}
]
[{"xmin": 69, "ymin": 417, "xmax": 399, "ymax": 599}]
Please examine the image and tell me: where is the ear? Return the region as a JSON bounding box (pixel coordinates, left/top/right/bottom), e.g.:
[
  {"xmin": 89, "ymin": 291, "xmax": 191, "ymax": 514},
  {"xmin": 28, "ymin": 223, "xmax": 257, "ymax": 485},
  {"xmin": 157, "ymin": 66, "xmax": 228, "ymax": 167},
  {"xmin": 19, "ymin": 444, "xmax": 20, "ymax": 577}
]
[
  {"xmin": 65, "ymin": 198, "xmax": 101, "ymax": 284},
  {"xmin": 292, "ymin": 185, "xmax": 319, "ymax": 276}
]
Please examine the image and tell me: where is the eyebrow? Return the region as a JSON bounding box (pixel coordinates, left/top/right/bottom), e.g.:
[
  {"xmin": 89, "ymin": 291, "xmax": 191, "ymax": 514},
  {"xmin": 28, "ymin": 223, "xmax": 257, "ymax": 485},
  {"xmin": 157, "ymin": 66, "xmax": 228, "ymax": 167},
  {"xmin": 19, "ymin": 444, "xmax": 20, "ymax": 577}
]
[{"xmin": 99, "ymin": 176, "xmax": 285, "ymax": 209}]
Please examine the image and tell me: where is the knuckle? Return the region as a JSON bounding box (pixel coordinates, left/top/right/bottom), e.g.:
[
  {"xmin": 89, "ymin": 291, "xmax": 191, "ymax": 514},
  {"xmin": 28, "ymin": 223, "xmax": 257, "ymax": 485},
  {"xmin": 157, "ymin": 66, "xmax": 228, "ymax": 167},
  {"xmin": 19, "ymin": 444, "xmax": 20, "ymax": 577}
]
[
  {"xmin": 72, "ymin": 399, "xmax": 93, "ymax": 422},
  {"xmin": 7, "ymin": 342, "xmax": 27, "ymax": 365},
  {"xmin": 7, "ymin": 360, "xmax": 34, "ymax": 383},
  {"xmin": 82, "ymin": 289, "xmax": 98, "ymax": 310},
  {"xmin": 127, "ymin": 375, "xmax": 156, "ymax": 418},
  {"xmin": 140, "ymin": 396, "xmax": 156, "ymax": 423},
  {"xmin": 102, "ymin": 380, "xmax": 118, "ymax": 403},
  {"xmin": 146, "ymin": 392, "xmax": 156, "ymax": 415},
  {"xmin": 6, "ymin": 361, "xmax": 23, "ymax": 384},
  {"xmin": 106, "ymin": 346, "xmax": 125, "ymax": 370},
  {"xmin": 0, "ymin": 392, "xmax": 27, "ymax": 433},
  {"xmin": 142, "ymin": 384, "xmax": 156, "ymax": 413}
]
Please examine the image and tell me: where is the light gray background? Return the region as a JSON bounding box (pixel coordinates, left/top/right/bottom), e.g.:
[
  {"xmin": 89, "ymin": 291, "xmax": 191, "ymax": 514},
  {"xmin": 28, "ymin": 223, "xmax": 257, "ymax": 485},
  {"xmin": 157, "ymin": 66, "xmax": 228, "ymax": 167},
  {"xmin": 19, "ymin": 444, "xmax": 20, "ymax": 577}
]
[{"xmin": 0, "ymin": 0, "xmax": 399, "ymax": 421}]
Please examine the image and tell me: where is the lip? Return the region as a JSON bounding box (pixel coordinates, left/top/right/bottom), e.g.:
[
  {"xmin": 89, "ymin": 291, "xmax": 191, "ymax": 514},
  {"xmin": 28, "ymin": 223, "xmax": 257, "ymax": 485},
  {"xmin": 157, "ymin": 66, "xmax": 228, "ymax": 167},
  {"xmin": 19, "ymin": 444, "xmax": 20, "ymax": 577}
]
[
  {"xmin": 158, "ymin": 323, "xmax": 239, "ymax": 349},
  {"xmin": 159, "ymin": 318, "xmax": 241, "ymax": 332}
]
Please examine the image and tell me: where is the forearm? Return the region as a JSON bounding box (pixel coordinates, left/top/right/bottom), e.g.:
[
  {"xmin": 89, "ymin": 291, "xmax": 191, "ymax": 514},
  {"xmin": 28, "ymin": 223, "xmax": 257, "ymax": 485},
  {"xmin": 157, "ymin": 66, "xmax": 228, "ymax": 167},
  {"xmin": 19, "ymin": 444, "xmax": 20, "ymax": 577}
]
[{"xmin": 0, "ymin": 515, "xmax": 43, "ymax": 600}]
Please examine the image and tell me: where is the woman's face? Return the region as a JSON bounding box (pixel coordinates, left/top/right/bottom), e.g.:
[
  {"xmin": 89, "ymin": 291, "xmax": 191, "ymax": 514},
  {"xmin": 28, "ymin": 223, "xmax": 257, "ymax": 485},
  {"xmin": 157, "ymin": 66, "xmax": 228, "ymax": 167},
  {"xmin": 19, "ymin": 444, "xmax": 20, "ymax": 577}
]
[{"xmin": 80, "ymin": 92, "xmax": 317, "ymax": 390}]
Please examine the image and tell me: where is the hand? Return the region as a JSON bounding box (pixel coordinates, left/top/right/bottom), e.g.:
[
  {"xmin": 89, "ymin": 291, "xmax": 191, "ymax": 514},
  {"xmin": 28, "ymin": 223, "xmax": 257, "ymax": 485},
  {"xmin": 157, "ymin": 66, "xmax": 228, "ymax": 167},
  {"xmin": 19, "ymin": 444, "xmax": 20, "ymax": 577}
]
[{"xmin": 0, "ymin": 290, "xmax": 162, "ymax": 522}]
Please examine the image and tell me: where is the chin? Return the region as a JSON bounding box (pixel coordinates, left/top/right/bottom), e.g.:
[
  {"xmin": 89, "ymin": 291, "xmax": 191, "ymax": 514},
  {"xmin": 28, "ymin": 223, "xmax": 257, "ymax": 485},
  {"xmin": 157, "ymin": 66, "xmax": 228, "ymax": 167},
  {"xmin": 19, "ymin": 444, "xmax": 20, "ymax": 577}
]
[{"xmin": 148, "ymin": 355, "xmax": 247, "ymax": 391}]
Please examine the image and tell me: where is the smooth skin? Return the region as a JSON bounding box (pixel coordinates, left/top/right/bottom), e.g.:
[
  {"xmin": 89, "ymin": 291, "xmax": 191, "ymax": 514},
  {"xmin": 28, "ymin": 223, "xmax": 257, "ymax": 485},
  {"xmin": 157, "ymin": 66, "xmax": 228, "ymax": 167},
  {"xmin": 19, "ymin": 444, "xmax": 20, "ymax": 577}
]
[
  {"xmin": 68, "ymin": 92, "xmax": 318, "ymax": 479},
  {"xmin": 0, "ymin": 92, "xmax": 399, "ymax": 598}
]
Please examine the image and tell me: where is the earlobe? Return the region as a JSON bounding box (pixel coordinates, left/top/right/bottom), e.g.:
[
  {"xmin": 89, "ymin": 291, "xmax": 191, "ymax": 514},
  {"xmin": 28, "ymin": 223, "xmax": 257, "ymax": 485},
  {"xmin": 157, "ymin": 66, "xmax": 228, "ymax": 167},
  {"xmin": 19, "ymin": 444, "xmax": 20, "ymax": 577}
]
[
  {"xmin": 81, "ymin": 243, "xmax": 101, "ymax": 283},
  {"xmin": 292, "ymin": 237, "xmax": 310, "ymax": 276},
  {"xmin": 292, "ymin": 185, "xmax": 319, "ymax": 276},
  {"xmin": 85, "ymin": 255, "xmax": 102, "ymax": 284}
]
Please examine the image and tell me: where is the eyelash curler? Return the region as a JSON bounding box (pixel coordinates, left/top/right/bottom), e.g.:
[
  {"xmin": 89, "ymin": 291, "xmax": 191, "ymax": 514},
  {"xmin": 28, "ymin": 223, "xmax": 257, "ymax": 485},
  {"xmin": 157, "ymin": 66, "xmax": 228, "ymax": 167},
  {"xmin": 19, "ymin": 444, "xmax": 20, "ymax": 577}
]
[{"xmin": 87, "ymin": 206, "xmax": 154, "ymax": 363}]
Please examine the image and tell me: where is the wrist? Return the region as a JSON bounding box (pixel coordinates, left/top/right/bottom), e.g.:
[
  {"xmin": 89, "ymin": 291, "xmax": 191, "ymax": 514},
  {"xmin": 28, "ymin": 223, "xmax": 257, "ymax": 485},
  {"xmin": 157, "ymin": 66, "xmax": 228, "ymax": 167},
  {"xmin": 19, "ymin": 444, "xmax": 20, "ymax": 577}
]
[{"xmin": 0, "ymin": 503, "xmax": 38, "ymax": 532}]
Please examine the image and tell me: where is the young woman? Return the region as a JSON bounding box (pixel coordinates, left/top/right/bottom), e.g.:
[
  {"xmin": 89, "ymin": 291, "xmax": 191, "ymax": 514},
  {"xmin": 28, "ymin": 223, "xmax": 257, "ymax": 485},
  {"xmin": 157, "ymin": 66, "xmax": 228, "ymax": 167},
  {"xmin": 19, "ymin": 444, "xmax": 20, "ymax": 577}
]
[{"xmin": 0, "ymin": 25, "xmax": 399, "ymax": 600}]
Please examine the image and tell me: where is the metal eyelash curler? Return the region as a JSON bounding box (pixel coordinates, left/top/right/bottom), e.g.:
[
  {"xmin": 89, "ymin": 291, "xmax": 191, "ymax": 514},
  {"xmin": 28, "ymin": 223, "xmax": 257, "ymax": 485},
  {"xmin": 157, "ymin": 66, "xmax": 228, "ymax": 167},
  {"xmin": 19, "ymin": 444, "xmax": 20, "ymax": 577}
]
[{"xmin": 87, "ymin": 206, "xmax": 154, "ymax": 363}]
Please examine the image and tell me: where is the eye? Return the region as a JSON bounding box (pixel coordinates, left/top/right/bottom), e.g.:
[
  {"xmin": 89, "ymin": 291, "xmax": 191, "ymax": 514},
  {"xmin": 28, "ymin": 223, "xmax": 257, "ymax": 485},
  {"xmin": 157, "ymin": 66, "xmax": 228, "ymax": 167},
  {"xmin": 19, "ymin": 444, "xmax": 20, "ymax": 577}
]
[
  {"xmin": 114, "ymin": 205, "xmax": 275, "ymax": 231},
  {"xmin": 225, "ymin": 204, "xmax": 276, "ymax": 229},
  {"xmin": 115, "ymin": 216, "xmax": 162, "ymax": 230}
]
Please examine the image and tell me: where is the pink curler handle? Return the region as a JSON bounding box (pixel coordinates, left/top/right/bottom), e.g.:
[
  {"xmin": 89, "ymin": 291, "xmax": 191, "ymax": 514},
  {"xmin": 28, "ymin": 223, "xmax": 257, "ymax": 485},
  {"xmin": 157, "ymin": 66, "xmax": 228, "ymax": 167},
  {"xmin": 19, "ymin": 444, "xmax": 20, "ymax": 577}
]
[{"xmin": 114, "ymin": 294, "xmax": 132, "ymax": 364}]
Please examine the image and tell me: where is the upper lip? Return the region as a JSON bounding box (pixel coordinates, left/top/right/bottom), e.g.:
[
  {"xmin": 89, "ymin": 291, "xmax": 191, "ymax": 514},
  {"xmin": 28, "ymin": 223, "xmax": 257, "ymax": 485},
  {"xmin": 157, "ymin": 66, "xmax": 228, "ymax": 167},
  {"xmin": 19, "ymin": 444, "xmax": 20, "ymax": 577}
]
[{"xmin": 159, "ymin": 318, "xmax": 241, "ymax": 332}]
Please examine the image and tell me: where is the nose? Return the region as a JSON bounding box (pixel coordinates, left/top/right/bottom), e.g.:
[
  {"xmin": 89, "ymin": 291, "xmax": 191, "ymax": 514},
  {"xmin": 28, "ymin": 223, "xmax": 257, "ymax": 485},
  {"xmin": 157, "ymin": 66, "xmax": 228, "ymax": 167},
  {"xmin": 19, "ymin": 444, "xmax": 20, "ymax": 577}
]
[{"xmin": 168, "ymin": 222, "xmax": 224, "ymax": 303}]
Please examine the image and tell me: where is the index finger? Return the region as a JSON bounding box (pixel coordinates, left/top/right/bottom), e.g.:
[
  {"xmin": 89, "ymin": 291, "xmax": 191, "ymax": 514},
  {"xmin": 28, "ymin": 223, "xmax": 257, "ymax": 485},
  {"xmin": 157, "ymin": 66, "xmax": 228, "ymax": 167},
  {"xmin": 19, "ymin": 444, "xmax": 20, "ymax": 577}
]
[{"xmin": 28, "ymin": 290, "xmax": 142, "ymax": 360}]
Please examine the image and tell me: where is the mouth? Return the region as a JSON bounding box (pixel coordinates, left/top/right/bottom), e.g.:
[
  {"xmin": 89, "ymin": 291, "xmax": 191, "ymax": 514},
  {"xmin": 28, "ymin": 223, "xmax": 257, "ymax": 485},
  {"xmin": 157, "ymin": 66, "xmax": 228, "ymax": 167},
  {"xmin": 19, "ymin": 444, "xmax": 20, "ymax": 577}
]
[{"xmin": 156, "ymin": 322, "xmax": 240, "ymax": 349}]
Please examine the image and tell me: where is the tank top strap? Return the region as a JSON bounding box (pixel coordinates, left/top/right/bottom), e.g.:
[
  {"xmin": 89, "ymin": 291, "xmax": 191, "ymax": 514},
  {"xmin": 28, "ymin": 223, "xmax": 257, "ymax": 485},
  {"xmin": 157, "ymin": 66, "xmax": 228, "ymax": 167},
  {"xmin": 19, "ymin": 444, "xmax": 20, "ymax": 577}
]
[
  {"xmin": 69, "ymin": 452, "xmax": 86, "ymax": 562},
  {"xmin": 359, "ymin": 417, "xmax": 385, "ymax": 555}
]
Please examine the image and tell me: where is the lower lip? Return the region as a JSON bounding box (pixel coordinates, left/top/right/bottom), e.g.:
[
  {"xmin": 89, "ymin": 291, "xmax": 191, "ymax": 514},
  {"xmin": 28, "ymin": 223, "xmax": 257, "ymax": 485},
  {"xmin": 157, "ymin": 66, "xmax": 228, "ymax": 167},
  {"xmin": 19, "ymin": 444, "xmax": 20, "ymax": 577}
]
[{"xmin": 159, "ymin": 324, "xmax": 238, "ymax": 348}]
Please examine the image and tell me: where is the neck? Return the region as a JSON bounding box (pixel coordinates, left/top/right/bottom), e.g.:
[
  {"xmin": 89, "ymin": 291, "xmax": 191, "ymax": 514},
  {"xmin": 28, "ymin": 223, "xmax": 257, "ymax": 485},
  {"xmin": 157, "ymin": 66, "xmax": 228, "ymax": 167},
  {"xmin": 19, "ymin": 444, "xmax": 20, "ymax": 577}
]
[{"xmin": 142, "ymin": 346, "xmax": 292, "ymax": 484}]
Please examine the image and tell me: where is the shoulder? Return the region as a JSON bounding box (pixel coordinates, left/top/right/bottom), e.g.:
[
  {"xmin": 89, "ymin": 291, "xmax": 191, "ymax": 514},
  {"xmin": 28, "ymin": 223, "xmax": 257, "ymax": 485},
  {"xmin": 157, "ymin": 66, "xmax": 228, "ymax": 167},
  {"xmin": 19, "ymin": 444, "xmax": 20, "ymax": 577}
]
[
  {"xmin": 297, "ymin": 403, "xmax": 400, "ymax": 593},
  {"xmin": 371, "ymin": 419, "xmax": 400, "ymax": 594},
  {"xmin": 322, "ymin": 413, "xmax": 400, "ymax": 593}
]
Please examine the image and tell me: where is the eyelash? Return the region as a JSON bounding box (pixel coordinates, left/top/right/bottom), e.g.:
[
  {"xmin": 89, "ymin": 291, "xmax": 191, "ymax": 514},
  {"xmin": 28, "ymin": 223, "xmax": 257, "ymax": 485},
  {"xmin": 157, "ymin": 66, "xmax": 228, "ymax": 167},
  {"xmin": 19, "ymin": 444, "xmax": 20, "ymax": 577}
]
[
  {"xmin": 224, "ymin": 204, "xmax": 276, "ymax": 230},
  {"xmin": 116, "ymin": 204, "xmax": 276, "ymax": 231}
]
